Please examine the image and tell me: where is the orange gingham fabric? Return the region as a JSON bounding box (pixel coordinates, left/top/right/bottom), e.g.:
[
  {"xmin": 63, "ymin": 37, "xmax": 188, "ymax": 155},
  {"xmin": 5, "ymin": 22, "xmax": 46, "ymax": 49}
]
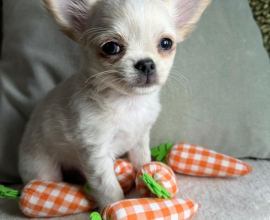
[
  {"xmin": 101, "ymin": 198, "xmax": 200, "ymax": 220},
  {"xmin": 114, "ymin": 159, "xmax": 136, "ymax": 193},
  {"xmin": 167, "ymin": 143, "xmax": 253, "ymax": 177},
  {"xmin": 136, "ymin": 162, "xmax": 178, "ymax": 198},
  {"xmin": 19, "ymin": 180, "xmax": 96, "ymax": 217}
]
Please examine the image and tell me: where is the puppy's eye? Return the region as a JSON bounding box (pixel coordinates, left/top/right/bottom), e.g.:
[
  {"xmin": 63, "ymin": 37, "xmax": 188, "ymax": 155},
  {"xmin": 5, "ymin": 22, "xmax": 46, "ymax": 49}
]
[
  {"xmin": 102, "ymin": 42, "xmax": 121, "ymax": 55},
  {"xmin": 159, "ymin": 38, "xmax": 173, "ymax": 51}
]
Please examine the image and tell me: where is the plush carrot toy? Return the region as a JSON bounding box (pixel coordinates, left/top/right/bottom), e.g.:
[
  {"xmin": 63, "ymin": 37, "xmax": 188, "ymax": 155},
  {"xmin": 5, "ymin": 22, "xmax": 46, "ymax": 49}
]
[
  {"xmin": 0, "ymin": 160, "xmax": 136, "ymax": 218},
  {"xmin": 0, "ymin": 180, "xmax": 96, "ymax": 218},
  {"xmin": 89, "ymin": 162, "xmax": 194, "ymax": 220},
  {"xmin": 89, "ymin": 161, "xmax": 201, "ymax": 220},
  {"xmin": 136, "ymin": 162, "xmax": 178, "ymax": 199},
  {"xmin": 114, "ymin": 159, "xmax": 136, "ymax": 193},
  {"xmin": 151, "ymin": 142, "xmax": 253, "ymax": 177},
  {"xmin": 91, "ymin": 198, "xmax": 201, "ymax": 220}
]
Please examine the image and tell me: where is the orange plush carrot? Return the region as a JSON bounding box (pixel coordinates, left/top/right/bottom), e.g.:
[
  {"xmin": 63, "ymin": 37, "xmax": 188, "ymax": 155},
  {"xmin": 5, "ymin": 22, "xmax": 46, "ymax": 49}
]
[
  {"xmin": 92, "ymin": 198, "xmax": 201, "ymax": 220},
  {"xmin": 0, "ymin": 160, "xmax": 136, "ymax": 218},
  {"xmin": 151, "ymin": 142, "xmax": 252, "ymax": 177},
  {"xmin": 19, "ymin": 180, "xmax": 95, "ymax": 217},
  {"xmin": 136, "ymin": 162, "xmax": 178, "ymax": 198},
  {"xmin": 114, "ymin": 159, "xmax": 136, "ymax": 193}
]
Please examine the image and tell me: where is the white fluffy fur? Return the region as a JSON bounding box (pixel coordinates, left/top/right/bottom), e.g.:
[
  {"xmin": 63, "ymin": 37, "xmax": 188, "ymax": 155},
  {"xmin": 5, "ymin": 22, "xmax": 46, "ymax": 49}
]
[{"xmin": 19, "ymin": 0, "xmax": 210, "ymax": 209}]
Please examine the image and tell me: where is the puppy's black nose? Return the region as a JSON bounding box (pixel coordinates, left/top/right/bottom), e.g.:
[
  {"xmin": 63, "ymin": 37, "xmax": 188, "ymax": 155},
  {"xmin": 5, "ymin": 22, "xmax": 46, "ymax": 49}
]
[{"xmin": 135, "ymin": 59, "xmax": 156, "ymax": 76}]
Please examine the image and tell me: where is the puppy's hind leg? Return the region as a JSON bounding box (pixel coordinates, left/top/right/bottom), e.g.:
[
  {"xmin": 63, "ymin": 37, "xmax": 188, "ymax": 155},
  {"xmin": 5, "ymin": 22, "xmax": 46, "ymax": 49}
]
[{"xmin": 19, "ymin": 152, "xmax": 62, "ymax": 184}]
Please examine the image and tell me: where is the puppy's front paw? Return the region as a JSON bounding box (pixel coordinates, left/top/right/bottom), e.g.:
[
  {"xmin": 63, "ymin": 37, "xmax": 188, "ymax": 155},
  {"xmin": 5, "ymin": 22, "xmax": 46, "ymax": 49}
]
[
  {"xmin": 130, "ymin": 155, "xmax": 151, "ymax": 171},
  {"xmin": 97, "ymin": 187, "xmax": 125, "ymax": 211}
]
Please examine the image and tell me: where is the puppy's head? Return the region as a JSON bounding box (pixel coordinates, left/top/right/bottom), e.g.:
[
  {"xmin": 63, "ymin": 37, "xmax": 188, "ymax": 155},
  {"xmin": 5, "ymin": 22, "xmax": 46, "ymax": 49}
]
[{"xmin": 45, "ymin": 0, "xmax": 210, "ymax": 95}]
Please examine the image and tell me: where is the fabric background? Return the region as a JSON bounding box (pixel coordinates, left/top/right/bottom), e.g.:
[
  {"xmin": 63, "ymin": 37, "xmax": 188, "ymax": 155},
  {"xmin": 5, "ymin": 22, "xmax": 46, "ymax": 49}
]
[{"xmin": 0, "ymin": 0, "xmax": 269, "ymax": 184}]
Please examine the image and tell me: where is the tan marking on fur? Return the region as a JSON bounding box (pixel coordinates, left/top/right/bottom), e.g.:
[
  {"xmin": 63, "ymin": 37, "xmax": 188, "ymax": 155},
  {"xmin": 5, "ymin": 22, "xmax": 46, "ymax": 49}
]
[
  {"xmin": 156, "ymin": 32, "xmax": 177, "ymax": 58},
  {"xmin": 98, "ymin": 50, "xmax": 126, "ymax": 65},
  {"xmin": 95, "ymin": 35, "xmax": 128, "ymax": 65},
  {"xmin": 158, "ymin": 46, "xmax": 177, "ymax": 59}
]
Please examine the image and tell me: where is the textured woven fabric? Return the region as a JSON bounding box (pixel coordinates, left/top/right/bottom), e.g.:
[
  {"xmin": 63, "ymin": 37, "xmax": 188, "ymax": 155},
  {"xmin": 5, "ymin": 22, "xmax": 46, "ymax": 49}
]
[
  {"xmin": 101, "ymin": 198, "xmax": 200, "ymax": 220},
  {"xmin": 114, "ymin": 160, "xmax": 136, "ymax": 193},
  {"xmin": 136, "ymin": 162, "xmax": 178, "ymax": 198},
  {"xmin": 249, "ymin": 0, "xmax": 270, "ymax": 56},
  {"xmin": 167, "ymin": 143, "xmax": 253, "ymax": 177},
  {"xmin": 19, "ymin": 180, "xmax": 95, "ymax": 218}
]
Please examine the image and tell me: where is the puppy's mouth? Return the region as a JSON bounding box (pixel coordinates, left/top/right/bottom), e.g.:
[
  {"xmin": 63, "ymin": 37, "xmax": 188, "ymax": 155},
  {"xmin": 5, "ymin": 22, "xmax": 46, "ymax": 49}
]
[
  {"xmin": 101, "ymin": 70, "xmax": 160, "ymax": 95},
  {"xmin": 133, "ymin": 73, "xmax": 159, "ymax": 88}
]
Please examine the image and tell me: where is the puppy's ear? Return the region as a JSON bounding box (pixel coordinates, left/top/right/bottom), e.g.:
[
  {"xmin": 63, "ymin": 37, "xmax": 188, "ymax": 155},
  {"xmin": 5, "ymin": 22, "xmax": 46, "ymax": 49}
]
[
  {"xmin": 166, "ymin": 0, "xmax": 211, "ymax": 41},
  {"xmin": 44, "ymin": 0, "xmax": 96, "ymax": 42}
]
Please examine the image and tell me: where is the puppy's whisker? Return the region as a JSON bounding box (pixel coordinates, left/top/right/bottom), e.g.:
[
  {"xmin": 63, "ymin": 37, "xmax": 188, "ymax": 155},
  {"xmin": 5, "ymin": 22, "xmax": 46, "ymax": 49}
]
[
  {"xmin": 169, "ymin": 74, "xmax": 187, "ymax": 92},
  {"xmin": 81, "ymin": 27, "xmax": 110, "ymax": 40},
  {"xmin": 166, "ymin": 77, "xmax": 174, "ymax": 94},
  {"xmin": 100, "ymin": 77, "xmax": 120, "ymax": 92},
  {"xmin": 168, "ymin": 76, "xmax": 180, "ymax": 96},
  {"xmin": 85, "ymin": 70, "xmax": 118, "ymax": 84},
  {"xmin": 85, "ymin": 29, "xmax": 119, "ymax": 45},
  {"xmin": 78, "ymin": 29, "xmax": 97, "ymax": 43},
  {"xmin": 170, "ymin": 71, "xmax": 192, "ymax": 97},
  {"xmin": 104, "ymin": 63, "xmax": 122, "ymax": 69},
  {"xmin": 85, "ymin": 27, "xmax": 110, "ymax": 34},
  {"xmin": 114, "ymin": 78, "xmax": 126, "ymax": 89},
  {"xmin": 172, "ymin": 75, "xmax": 190, "ymax": 97},
  {"xmin": 168, "ymin": 74, "xmax": 188, "ymax": 96},
  {"xmin": 71, "ymin": 70, "xmax": 118, "ymax": 99},
  {"xmin": 101, "ymin": 77, "xmax": 124, "ymax": 93},
  {"xmin": 93, "ymin": 75, "xmax": 113, "ymax": 100},
  {"xmin": 71, "ymin": 83, "xmax": 90, "ymax": 99},
  {"xmin": 88, "ymin": 31, "xmax": 118, "ymax": 44},
  {"xmin": 80, "ymin": 29, "xmax": 112, "ymax": 45},
  {"xmin": 86, "ymin": 30, "xmax": 108, "ymax": 39},
  {"xmin": 85, "ymin": 71, "xmax": 121, "ymax": 101}
]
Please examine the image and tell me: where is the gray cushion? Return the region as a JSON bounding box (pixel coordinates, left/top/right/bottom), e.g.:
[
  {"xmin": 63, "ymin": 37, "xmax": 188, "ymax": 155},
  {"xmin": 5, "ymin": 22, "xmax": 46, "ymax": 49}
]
[
  {"xmin": 0, "ymin": 0, "xmax": 269, "ymax": 183},
  {"xmin": 0, "ymin": 0, "xmax": 80, "ymax": 183},
  {"xmin": 150, "ymin": 0, "xmax": 270, "ymax": 158}
]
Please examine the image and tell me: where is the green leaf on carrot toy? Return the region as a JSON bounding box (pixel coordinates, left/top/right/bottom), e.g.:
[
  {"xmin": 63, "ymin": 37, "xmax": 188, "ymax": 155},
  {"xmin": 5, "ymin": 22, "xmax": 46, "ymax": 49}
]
[
  {"xmin": 90, "ymin": 212, "xmax": 102, "ymax": 220},
  {"xmin": 84, "ymin": 183, "xmax": 91, "ymax": 193},
  {"xmin": 0, "ymin": 185, "xmax": 21, "ymax": 201},
  {"xmin": 151, "ymin": 142, "xmax": 174, "ymax": 164},
  {"xmin": 140, "ymin": 173, "xmax": 172, "ymax": 199}
]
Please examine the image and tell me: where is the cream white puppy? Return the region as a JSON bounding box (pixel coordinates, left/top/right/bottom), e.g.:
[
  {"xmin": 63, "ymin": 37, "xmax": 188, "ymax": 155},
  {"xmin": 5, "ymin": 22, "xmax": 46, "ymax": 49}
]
[{"xmin": 19, "ymin": 0, "xmax": 210, "ymax": 209}]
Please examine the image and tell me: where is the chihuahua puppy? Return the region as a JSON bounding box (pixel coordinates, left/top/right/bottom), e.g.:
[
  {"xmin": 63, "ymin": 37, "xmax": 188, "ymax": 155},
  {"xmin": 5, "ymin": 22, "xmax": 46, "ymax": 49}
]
[{"xmin": 19, "ymin": 0, "xmax": 210, "ymax": 209}]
